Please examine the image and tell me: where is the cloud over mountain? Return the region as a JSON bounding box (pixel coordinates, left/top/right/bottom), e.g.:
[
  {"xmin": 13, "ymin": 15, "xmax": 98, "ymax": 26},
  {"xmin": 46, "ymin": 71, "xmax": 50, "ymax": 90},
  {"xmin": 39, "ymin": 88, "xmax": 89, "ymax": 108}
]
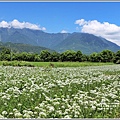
[
  {"xmin": 0, "ymin": 19, "xmax": 46, "ymax": 31},
  {"xmin": 61, "ymin": 30, "xmax": 68, "ymax": 33},
  {"xmin": 75, "ymin": 19, "xmax": 120, "ymax": 46}
]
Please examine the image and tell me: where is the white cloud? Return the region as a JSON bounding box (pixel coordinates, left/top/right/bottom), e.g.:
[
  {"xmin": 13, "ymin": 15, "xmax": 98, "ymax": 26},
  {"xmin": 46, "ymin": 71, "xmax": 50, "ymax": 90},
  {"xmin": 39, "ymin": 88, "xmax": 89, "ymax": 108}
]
[
  {"xmin": 75, "ymin": 19, "xmax": 120, "ymax": 46},
  {"xmin": 0, "ymin": 21, "xmax": 9, "ymax": 28},
  {"xmin": 61, "ymin": 30, "xmax": 68, "ymax": 33},
  {"xmin": 0, "ymin": 19, "xmax": 46, "ymax": 31},
  {"xmin": 75, "ymin": 19, "xmax": 87, "ymax": 26},
  {"xmin": 41, "ymin": 27, "xmax": 46, "ymax": 31}
]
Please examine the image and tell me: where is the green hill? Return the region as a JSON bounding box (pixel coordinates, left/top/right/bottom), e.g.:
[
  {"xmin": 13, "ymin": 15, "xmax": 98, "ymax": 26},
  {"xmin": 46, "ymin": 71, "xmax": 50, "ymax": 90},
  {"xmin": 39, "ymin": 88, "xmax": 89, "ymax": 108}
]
[{"xmin": 0, "ymin": 42, "xmax": 54, "ymax": 54}]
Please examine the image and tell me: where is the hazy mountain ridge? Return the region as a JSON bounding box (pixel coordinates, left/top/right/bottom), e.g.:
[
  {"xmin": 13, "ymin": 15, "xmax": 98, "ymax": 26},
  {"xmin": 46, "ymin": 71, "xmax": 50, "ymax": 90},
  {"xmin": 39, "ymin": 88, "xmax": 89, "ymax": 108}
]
[
  {"xmin": 0, "ymin": 28, "xmax": 70, "ymax": 48},
  {"xmin": 53, "ymin": 33, "xmax": 120, "ymax": 54},
  {"xmin": 0, "ymin": 28, "xmax": 120, "ymax": 54},
  {"xmin": 0, "ymin": 42, "xmax": 54, "ymax": 54}
]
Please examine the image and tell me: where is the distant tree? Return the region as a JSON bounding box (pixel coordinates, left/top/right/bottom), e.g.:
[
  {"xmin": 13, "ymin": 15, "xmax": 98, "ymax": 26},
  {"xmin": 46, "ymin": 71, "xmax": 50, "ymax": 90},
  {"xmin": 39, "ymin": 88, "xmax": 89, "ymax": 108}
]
[
  {"xmin": 0, "ymin": 47, "xmax": 11, "ymax": 61},
  {"xmin": 40, "ymin": 50, "xmax": 51, "ymax": 62},
  {"xmin": 0, "ymin": 47, "xmax": 11, "ymax": 54},
  {"xmin": 14, "ymin": 52, "xmax": 27, "ymax": 61},
  {"xmin": 20, "ymin": 52, "xmax": 28, "ymax": 61},
  {"xmin": 10, "ymin": 52, "xmax": 16, "ymax": 61},
  {"xmin": 99, "ymin": 50, "xmax": 115, "ymax": 62},
  {"xmin": 34, "ymin": 54, "xmax": 41, "ymax": 62},
  {"xmin": 113, "ymin": 50, "xmax": 120, "ymax": 64},
  {"xmin": 25, "ymin": 53, "xmax": 34, "ymax": 61},
  {"xmin": 50, "ymin": 52, "xmax": 60, "ymax": 62},
  {"xmin": 75, "ymin": 50, "xmax": 83, "ymax": 62},
  {"xmin": 89, "ymin": 52, "xmax": 101, "ymax": 62},
  {"xmin": 82, "ymin": 54, "xmax": 89, "ymax": 62},
  {"xmin": 13, "ymin": 53, "xmax": 21, "ymax": 61},
  {"xmin": 60, "ymin": 50, "xmax": 76, "ymax": 62}
]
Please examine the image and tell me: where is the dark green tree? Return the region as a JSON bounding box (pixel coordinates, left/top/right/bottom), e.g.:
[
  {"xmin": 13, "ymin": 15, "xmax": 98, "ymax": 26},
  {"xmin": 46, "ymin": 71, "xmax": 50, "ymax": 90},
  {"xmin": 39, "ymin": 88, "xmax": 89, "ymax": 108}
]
[
  {"xmin": 40, "ymin": 50, "xmax": 51, "ymax": 62},
  {"xmin": 75, "ymin": 50, "xmax": 83, "ymax": 62},
  {"xmin": 34, "ymin": 54, "xmax": 41, "ymax": 62},
  {"xmin": 60, "ymin": 50, "xmax": 76, "ymax": 62},
  {"xmin": 0, "ymin": 47, "xmax": 11, "ymax": 54},
  {"xmin": 89, "ymin": 52, "xmax": 101, "ymax": 62},
  {"xmin": 113, "ymin": 50, "xmax": 120, "ymax": 64},
  {"xmin": 0, "ymin": 47, "xmax": 11, "ymax": 61},
  {"xmin": 99, "ymin": 50, "xmax": 115, "ymax": 62},
  {"xmin": 50, "ymin": 52, "xmax": 60, "ymax": 62}
]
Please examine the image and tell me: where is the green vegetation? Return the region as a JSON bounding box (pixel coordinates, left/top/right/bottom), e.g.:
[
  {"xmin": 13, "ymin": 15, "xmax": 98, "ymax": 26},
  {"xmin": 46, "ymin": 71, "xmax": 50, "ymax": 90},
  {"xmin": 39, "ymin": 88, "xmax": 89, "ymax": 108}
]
[
  {"xmin": 2, "ymin": 61, "xmax": 34, "ymax": 67},
  {"xmin": 0, "ymin": 61, "xmax": 114, "ymax": 67},
  {"xmin": 0, "ymin": 47, "xmax": 120, "ymax": 65},
  {"xmin": 28, "ymin": 62, "xmax": 114, "ymax": 67},
  {"xmin": 0, "ymin": 42, "xmax": 54, "ymax": 54},
  {"xmin": 0, "ymin": 65, "xmax": 120, "ymax": 118}
]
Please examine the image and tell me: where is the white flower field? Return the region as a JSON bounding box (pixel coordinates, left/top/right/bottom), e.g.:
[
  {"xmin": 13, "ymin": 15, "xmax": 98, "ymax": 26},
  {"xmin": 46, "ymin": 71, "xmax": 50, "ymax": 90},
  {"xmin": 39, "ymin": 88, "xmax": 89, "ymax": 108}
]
[{"xmin": 0, "ymin": 65, "xmax": 120, "ymax": 118}]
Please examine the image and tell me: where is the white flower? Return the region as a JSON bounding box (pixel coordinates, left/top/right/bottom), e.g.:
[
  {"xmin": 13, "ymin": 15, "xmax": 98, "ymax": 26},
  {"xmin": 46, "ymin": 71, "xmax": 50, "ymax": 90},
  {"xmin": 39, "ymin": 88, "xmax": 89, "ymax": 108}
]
[
  {"xmin": 64, "ymin": 115, "xmax": 71, "ymax": 118},
  {"xmin": 23, "ymin": 113, "xmax": 31, "ymax": 118},
  {"xmin": 34, "ymin": 111, "xmax": 38, "ymax": 115},
  {"xmin": 9, "ymin": 112, "xmax": 13, "ymax": 115},
  {"xmin": 34, "ymin": 106, "xmax": 40, "ymax": 110},
  {"xmin": 39, "ymin": 112, "xmax": 46, "ymax": 118},
  {"xmin": 0, "ymin": 114, "xmax": 4, "ymax": 118},
  {"xmin": 56, "ymin": 110, "xmax": 62, "ymax": 115},
  {"xmin": 14, "ymin": 112, "xmax": 23, "ymax": 118},
  {"xmin": 48, "ymin": 106, "xmax": 55, "ymax": 112},
  {"xmin": 18, "ymin": 103, "xmax": 22, "ymax": 106},
  {"xmin": 2, "ymin": 95, "xmax": 7, "ymax": 99},
  {"xmin": 13, "ymin": 108, "xmax": 18, "ymax": 112},
  {"xmin": 27, "ymin": 111, "xmax": 33, "ymax": 115},
  {"xmin": 2, "ymin": 111, "xmax": 7, "ymax": 115},
  {"xmin": 91, "ymin": 105, "xmax": 96, "ymax": 110},
  {"xmin": 23, "ymin": 110, "xmax": 27, "ymax": 114},
  {"xmin": 4, "ymin": 102, "xmax": 7, "ymax": 106},
  {"xmin": 53, "ymin": 102, "xmax": 60, "ymax": 106}
]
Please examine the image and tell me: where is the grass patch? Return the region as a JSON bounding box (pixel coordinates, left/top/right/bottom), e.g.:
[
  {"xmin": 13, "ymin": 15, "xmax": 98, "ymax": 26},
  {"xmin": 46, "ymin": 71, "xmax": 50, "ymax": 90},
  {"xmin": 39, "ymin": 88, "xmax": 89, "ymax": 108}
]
[
  {"xmin": 2, "ymin": 61, "xmax": 35, "ymax": 67},
  {"xmin": 30, "ymin": 62, "xmax": 114, "ymax": 67},
  {"xmin": 0, "ymin": 61, "xmax": 114, "ymax": 67}
]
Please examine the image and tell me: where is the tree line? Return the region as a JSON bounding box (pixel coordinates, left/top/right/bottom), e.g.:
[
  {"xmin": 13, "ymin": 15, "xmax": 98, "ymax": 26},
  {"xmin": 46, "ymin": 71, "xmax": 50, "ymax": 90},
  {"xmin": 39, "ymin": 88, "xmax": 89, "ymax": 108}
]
[{"xmin": 0, "ymin": 47, "xmax": 120, "ymax": 64}]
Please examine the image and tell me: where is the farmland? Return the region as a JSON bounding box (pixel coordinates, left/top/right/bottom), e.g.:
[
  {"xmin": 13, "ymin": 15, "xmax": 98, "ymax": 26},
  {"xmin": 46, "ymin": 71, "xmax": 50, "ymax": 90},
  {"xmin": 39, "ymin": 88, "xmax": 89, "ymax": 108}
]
[
  {"xmin": 0, "ymin": 61, "xmax": 114, "ymax": 67},
  {"xmin": 0, "ymin": 64, "xmax": 120, "ymax": 118}
]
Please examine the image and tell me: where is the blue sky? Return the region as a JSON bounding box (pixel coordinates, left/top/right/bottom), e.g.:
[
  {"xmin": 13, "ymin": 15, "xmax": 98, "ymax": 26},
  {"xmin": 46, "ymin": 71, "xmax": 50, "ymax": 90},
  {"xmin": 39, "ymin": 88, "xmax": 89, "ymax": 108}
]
[{"xmin": 0, "ymin": 2, "xmax": 120, "ymax": 45}]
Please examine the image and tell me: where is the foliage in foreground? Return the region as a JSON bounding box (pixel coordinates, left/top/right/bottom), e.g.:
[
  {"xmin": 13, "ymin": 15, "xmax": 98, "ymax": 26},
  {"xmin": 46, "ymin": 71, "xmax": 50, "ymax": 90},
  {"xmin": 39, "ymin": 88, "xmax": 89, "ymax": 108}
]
[{"xmin": 0, "ymin": 65, "xmax": 120, "ymax": 118}]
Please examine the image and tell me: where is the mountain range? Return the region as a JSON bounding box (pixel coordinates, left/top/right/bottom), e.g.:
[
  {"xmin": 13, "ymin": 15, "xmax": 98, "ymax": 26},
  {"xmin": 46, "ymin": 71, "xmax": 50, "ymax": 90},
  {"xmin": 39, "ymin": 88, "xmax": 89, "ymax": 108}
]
[{"xmin": 0, "ymin": 27, "xmax": 120, "ymax": 54}]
